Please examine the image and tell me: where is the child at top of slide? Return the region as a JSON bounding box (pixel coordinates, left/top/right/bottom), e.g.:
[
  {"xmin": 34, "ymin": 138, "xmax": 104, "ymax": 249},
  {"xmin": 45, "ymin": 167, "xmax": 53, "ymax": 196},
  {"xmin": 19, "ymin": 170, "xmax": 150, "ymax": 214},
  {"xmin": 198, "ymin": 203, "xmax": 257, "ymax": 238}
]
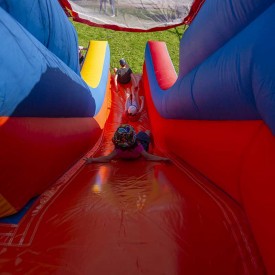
[{"xmin": 114, "ymin": 58, "xmax": 138, "ymax": 95}]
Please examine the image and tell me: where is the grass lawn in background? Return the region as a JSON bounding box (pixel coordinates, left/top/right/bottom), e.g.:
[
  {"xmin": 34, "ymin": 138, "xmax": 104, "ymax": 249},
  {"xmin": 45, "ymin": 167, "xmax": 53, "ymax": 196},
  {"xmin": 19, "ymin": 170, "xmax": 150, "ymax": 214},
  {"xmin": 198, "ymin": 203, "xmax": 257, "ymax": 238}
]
[{"xmin": 72, "ymin": 20, "xmax": 187, "ymax": 74}]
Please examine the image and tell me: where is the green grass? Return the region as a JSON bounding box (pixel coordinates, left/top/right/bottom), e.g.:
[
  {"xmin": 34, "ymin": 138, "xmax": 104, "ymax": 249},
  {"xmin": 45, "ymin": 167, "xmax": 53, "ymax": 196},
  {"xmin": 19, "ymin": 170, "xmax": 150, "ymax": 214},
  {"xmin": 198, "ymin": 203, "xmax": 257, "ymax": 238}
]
[{"xmin": 72, "ymin": 20, "xmax": 187, "ymax": 74}]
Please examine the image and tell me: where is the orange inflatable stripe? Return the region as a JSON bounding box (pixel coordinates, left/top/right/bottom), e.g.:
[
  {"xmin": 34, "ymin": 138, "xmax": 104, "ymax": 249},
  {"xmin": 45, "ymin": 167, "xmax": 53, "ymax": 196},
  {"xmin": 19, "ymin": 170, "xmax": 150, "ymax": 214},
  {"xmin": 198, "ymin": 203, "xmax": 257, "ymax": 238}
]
[
  {"xmin": 0, "ymin": 194, "xmax": 16, "ymax": 217},
  {"xmin": 0, "ymin": 117, "xmax": 9, "ymax": 126}
]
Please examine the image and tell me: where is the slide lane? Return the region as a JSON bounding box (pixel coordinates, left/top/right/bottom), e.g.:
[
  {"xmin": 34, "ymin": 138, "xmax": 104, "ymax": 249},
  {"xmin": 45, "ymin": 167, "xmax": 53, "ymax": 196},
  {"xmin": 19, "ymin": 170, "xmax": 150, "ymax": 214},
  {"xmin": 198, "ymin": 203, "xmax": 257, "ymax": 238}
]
[{"xmin": 0, "ymin": 81, "xmax": 265, "ymax": 274}]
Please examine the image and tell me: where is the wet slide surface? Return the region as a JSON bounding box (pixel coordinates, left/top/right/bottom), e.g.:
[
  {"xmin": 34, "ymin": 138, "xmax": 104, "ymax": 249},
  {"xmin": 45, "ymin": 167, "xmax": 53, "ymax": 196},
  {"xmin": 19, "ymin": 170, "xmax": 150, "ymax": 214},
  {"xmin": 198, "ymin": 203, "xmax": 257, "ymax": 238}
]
[{"xmin": 0, "ymin": 78, "xmax": 264, "ymax": 274}]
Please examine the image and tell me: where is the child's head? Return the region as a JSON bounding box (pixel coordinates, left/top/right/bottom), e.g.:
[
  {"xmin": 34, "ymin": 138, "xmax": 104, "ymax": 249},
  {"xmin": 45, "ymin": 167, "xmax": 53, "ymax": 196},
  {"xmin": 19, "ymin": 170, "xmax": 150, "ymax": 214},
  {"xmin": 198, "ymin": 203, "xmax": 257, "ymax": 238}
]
[
  {"xmin": 127, "ymin": 105, "xmax": 137, "ymax": 116},
  {"xmin": 119, "ymin": 58, "xmax": 126, "ymax": 67},
  {"xmin": 112, "ymin": 124, "xmax": 136, "ymax": 149}
]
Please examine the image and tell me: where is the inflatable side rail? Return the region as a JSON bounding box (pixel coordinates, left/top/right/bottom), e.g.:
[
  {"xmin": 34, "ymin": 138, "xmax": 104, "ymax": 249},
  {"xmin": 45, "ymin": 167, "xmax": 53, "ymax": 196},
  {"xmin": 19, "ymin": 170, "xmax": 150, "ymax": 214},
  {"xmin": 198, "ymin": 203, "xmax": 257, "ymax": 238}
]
[
  {"xmin": 143, "ymin": 12, "xmax": 275, "ymax": 273},
  {"xmin": 0, "ymin": 23, "xmax": 111, "ymax": 219},
  {"xmin": 145, "ymin": 3, "xmax": 275, "ymax": 135},
  {"xmin": 81, "ymin": 40, "xmax": 111, "ymax": 118},
  {"xmin": 143, "ymin": 38, "xmax": 275, "ymax": 275}
]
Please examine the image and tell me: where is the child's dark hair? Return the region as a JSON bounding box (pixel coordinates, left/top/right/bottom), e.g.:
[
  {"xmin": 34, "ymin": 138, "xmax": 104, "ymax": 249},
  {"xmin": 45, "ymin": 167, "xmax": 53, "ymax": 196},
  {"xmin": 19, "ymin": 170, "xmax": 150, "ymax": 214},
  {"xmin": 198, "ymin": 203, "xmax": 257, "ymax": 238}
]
[{"xmin": 112, "ymin": 124, "xmax": 137, "ymax": 150}]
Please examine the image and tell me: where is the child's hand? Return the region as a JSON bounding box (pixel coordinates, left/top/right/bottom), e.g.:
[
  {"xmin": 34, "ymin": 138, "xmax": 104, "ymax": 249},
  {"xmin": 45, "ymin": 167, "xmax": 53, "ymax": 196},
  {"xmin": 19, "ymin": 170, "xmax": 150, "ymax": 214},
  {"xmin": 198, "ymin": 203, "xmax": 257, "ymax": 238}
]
[
  {"xmin": 84, "ymin": 157, "xmax": 93, "ymax": 164},
  {"xmin": 162, "ymin": 157, "xmax": 170, "ymax": 162}
]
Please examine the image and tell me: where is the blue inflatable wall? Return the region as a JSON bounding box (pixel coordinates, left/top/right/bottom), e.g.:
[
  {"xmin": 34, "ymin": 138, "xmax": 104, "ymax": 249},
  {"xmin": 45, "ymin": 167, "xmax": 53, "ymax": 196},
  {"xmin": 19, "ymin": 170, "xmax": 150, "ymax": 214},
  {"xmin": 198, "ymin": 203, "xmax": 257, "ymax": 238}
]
[
  {"xmin": 145, "ymin": 0, "xmax": 275, "ymax": 134},
  {"xmin": 0, "ymin": 1, "xmax": 97, "ymax": 117}
]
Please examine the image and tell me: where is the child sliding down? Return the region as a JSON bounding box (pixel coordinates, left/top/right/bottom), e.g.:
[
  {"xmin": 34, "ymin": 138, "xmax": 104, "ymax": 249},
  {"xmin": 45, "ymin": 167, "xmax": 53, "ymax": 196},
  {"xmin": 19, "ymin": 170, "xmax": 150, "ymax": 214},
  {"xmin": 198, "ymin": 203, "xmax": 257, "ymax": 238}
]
[{"xmin": 85, "ymin": 124, "xmax": 169, "ymax": 163}]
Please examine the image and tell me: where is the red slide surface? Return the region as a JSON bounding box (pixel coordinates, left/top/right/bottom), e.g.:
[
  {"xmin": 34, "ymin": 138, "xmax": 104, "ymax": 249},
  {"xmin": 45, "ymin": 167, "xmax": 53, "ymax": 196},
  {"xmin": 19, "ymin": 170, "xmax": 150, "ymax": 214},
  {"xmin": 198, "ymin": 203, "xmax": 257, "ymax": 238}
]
[{"xmin": 0, "ymin": 77, "xmax": 265, "ymax": 274}]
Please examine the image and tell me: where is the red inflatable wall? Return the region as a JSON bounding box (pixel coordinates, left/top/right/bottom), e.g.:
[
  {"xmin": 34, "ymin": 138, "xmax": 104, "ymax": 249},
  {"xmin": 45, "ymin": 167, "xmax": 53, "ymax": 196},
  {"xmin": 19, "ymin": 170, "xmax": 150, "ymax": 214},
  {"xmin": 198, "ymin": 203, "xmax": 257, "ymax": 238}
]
[
  {"xmin": 0, "ymin": 75, "xmax": 111, "ymax": 218},
  {"xmin": 143, "ymin": 41, "xmax": 275, "ymax": 274},
  {"xmin": 0, "ymin": 117, "xmax": 101, "ymax": 216}
]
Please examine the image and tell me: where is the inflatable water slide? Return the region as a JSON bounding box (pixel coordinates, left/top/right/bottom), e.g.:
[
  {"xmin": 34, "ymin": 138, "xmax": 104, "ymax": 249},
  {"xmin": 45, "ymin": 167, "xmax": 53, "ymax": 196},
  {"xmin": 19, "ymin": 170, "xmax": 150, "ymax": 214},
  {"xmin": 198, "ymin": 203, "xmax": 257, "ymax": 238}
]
[{"xmin": 0, "ymin": 0, "xmax": 275, "ymax": 274}]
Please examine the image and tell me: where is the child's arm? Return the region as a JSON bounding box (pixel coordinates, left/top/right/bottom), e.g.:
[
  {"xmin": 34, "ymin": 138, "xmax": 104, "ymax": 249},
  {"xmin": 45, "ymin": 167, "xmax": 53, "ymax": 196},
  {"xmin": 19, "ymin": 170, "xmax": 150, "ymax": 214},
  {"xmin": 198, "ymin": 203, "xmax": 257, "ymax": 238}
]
[
  {"xmin": 140, "ymin": 150, "xmax": 169, "ymax": 162},
  {"xmin": 125, "ymin": 93, "xmax": 130, "ymax": 112},
  {"xmin": 114, "ymin": 74, "xmax": 119, "ymax": 92},
  {"xmin": 85, "ymin": 150, "xmax": 118, "ymax": 163},
  {"xmin": 138, "ymin": 96, "xmax": 144, "ymax": 113}
]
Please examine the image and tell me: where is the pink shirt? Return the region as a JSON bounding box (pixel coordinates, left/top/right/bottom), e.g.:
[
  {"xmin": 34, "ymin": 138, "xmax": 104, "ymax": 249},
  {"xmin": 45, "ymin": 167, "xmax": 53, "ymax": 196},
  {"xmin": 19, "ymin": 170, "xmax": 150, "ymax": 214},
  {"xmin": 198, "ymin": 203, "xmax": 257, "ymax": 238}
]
[{"xmin": 115, "ymin": 143, "xmax": 144, "ymax": 159}]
